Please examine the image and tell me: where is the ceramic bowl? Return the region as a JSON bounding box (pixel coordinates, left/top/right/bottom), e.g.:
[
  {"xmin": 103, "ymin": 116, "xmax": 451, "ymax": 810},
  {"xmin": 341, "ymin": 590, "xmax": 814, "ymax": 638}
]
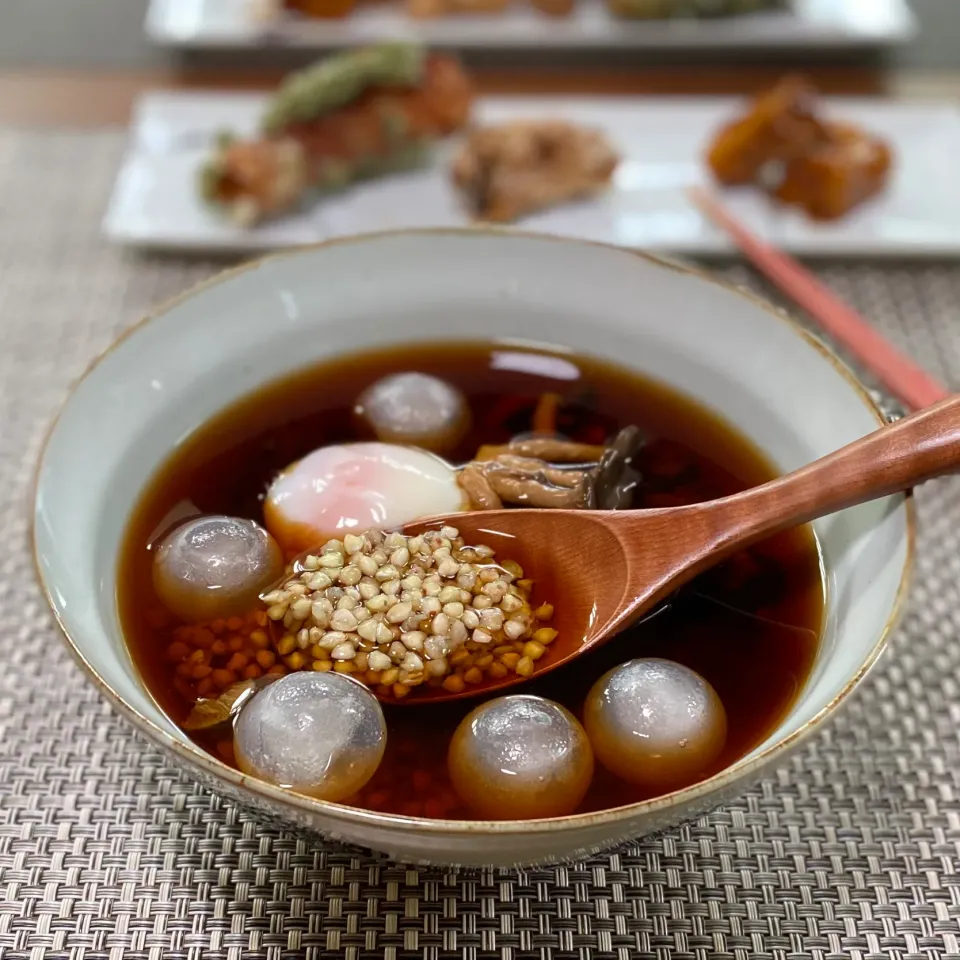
[{"xmin": 33, "ymin": 230, "xmax": 912, "ymax": 867}]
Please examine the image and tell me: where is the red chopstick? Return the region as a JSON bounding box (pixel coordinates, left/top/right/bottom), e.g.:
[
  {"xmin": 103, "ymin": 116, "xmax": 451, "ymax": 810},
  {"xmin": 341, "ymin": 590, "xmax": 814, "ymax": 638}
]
[{"xmin": 687, "ymin": 186, "xmax": 948, "ymax": 411}]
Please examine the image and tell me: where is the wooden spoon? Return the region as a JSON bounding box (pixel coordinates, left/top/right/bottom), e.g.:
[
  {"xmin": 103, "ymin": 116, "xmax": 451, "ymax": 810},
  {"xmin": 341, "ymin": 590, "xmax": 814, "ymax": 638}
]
[{"xmin": 401, "ymin": 393, "xmax": 957, "ymax": 703}]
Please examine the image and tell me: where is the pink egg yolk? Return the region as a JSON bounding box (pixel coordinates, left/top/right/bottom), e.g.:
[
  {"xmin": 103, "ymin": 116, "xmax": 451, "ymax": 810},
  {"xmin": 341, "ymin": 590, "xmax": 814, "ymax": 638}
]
[{"xmin": 264, "ymin": 442, "xmax": 466, "ymax": 555}]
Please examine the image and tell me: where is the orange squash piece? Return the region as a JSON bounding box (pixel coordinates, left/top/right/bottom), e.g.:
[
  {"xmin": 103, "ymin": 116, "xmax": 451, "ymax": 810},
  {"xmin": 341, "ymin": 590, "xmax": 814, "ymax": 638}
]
[
  {"xmin": 773, "ymin": 122, "xmax": 893, "ymax": 220},
  {"xmin": 706, "ymin": 75, "xmax": 827, "ymax": 186}
]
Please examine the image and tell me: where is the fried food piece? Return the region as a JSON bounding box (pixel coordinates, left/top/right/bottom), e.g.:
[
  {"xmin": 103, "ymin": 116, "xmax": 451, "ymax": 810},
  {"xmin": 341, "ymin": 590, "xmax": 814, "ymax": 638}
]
[
  {"xmin": 706, "ymin": 75, "xmax": 827, "ymax": 186},
  {"xmin": 610, "ymin": 0, "xmax": 781, "ymax": 17},
  {"xmin": 773, "ymin": 122, "xmax": 892, "ymax": 220},
  {"xmin": 201, "ymin": 138, "xmax": 308, "ymax": 227},
  {"xmin": 284, "ymin": 0, "xmax": 357, "ymax": 16},
  {"xmin": 451, "ymin": 120, "xmax": 618, "ymax": 223},
  {"xmin": 202, "ymin": 52, "xmax": 474, "ymax": 226},
  {"xmin": 262, "ymin": 43, "xmax": 425, "ymax": 133},
  {"xmin": 408, "ymin": 0, "xmax": 509, "ymax": 16},
  {"xmin": 407, "ymin": 0, "xmax": 571, "ymax": 17},
  {"xmin": 529, "ymin": 0, "xmax": 576, "ymax": 15}
]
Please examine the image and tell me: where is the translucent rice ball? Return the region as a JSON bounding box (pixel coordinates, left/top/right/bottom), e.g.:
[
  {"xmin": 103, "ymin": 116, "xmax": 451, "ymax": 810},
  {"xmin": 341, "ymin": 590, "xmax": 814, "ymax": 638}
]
[
  {"xmin": 583, "ymin": 658, "xmax": 727, "ymax": 792},
  {"xmin": 355, "ymin": 373, "xmax": 470, "ymax": 454},
  {"xmin": 234, "ymin": 671, "xmax": 386, "ymax": 801},
  {"xmin": 152, "ymin": 515, "xmax": 283, "ymax": 622},
  {"xmin": 448, "ymin": 695, "xmax": 594, "ymax": 819}
]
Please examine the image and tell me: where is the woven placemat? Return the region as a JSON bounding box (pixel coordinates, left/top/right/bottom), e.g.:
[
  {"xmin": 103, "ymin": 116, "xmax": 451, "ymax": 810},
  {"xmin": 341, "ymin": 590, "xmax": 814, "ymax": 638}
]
[{"xmin": 1, "ymin": 128, "xmax": 959, "ymax": 960}]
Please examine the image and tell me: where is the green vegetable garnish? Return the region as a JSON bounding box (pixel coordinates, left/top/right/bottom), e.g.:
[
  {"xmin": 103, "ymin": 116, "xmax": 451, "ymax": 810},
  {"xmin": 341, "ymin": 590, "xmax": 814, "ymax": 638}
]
[{"xmin": 262, "ymin": 43, "xmax": 425, "ymax": 133}]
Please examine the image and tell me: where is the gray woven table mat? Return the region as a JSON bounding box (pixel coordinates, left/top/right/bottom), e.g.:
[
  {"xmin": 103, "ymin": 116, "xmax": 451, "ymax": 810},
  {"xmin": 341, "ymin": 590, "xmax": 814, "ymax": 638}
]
[{"xmin": 1, "ymin": 128, "xmax": 959, "ymax": 960}]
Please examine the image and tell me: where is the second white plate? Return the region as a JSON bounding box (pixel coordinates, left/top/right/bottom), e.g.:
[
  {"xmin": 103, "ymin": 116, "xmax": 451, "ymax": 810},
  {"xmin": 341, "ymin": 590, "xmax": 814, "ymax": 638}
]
[
  {"xmin": 145, "ymin": 0, "xmax": 916, "ymax": 50},
  {"xmin": 103, "ymin": 92, "xmax": 960, "ymax": 258}
]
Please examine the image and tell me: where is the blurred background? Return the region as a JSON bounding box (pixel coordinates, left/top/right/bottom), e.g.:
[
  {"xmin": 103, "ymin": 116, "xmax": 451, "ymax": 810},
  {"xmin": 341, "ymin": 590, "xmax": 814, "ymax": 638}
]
[
  {"xmin": 5, "ymin": 0, "xmax": 954, "ymax": 265},
  {"xmin": 0, "ymin": 0, "xmax": 953, "ymax": 71},
  {"xmin": 4, "ymin": 3, "xmax": 960, "ymax": 959}
]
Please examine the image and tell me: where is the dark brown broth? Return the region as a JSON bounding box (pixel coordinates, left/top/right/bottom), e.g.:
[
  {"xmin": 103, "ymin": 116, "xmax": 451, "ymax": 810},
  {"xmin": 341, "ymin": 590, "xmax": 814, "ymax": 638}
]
[{"xmin": 118, "ymin": 342, "xmax": 823, "ymax": 818}]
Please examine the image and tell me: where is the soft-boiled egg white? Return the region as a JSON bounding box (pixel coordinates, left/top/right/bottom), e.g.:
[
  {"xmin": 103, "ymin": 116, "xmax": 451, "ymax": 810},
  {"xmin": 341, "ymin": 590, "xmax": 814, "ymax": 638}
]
[{"xmin": 264, "ymin": 442, "xmax": 467, "ymax": 555}]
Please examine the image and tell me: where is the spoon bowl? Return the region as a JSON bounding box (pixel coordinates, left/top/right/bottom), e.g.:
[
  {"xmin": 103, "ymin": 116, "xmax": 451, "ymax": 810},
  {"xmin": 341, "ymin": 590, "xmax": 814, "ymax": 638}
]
[{"xmin": 399, "ymin": 508, "xmax": 669, "ymax": 702}]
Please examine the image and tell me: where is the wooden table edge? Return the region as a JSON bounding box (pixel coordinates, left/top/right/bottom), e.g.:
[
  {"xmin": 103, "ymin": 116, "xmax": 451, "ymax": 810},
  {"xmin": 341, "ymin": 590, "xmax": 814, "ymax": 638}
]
[{"xmin": 1, "ymin": 67, "xmax": 957, "ymax": 127}]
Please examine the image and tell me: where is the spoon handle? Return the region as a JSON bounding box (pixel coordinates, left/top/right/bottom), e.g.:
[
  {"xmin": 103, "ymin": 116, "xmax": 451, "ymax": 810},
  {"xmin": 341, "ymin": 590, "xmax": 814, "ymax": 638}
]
[{"xmin": 711, "ymin": 393, "xmax": 960, "ymax": 545}]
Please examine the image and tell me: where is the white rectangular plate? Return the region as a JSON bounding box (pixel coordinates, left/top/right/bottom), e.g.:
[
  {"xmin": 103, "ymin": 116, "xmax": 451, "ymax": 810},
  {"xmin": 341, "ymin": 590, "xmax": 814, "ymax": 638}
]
[
  {"xmin": 145, "ymin": 0, "xmax": 915, "ymax": 50},
  {"xmin": 103, "ymin": 91, "xmax": 960, "ymax": 258}
]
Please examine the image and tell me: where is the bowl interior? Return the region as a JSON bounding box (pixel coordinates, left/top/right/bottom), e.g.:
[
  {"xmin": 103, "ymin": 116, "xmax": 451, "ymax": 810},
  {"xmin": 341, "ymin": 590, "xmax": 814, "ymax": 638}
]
[{"xmin": 35, "ymin": 231, "xmax": 909, "ymax": 812}]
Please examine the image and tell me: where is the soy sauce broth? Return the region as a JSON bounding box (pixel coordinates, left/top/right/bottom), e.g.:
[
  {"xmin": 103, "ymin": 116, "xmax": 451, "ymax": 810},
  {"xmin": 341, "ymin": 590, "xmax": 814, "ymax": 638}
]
[{"xmin": 118, "ymin": 342, "xmax": 823, "ymax": 818}]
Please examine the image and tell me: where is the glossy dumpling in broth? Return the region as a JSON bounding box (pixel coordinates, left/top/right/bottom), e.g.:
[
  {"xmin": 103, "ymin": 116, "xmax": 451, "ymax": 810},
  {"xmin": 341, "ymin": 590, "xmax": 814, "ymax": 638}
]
[
  {"xmin": 355, "ymin": 372, "xmax": 470, "ymax": 455},
  {"xmin": 152, "ymin": 515, "xmax": 284, "ymax": 622}
]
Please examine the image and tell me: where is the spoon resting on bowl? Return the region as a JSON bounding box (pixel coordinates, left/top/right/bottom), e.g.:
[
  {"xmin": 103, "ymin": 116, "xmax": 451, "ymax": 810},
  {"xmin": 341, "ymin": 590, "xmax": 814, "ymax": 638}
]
[{"xmin": 402, "ymin": 392, "xmax": 958, "ymax": 703}]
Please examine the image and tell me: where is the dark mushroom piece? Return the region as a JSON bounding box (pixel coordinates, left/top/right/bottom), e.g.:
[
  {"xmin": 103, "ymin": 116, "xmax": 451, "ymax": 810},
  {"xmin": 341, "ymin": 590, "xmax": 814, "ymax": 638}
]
[
  {"xmin": 458, "ymin": 462, "xmax": 503, "ymax": 510},
  {"xmin": 492, "ymin": 455, "xmax": 586, "ymax": 488},
  {"xmin": 457, "ymin": 426, "xmax": 644, "ymax": 512},
  {"xmin": 475, "ymin": 437, "xmax": 606, "ymax": 464},
  {"xmin": 586, "ymin": 426, "xmax": 645, "ymax": 510},
  {"xmin": 483, "ymin": 459, "xmax": 592, "ymax": 509}
]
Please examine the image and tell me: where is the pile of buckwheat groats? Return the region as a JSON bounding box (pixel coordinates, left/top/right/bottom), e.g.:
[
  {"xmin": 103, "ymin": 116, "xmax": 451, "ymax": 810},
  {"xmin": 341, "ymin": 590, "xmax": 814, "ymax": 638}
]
[{"xmin": 260, "ymin": 526, "xmax": 556, "ymax": 699}]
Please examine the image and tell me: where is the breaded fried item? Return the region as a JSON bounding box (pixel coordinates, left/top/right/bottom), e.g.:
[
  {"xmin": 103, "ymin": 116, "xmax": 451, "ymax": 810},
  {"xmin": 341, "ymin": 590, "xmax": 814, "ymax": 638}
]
[
  {"xmin": 609, "ymin": 0, "xmax": 782, "ymax": 17},
  {"xmin": 773, "ymin": 122, "xmax": 892, "ymax": 220},
  {"xmin": 407, "ymin": 0, "xmax": 510, "ymax": 16},
  {"xmin": 200, "ymin": 47, "xmax": 474, "ymax": 226},
  {"xmin": 406, "ymin": 0, "xmax": 572, "ymax": 17},
  {"xmin": 451, "ymin": 119, "xmax": 619, "ymax": 223},
  {"xmin": 528, "ymin": 0, "xmax": 576, "ymax": 16},
  {"xmin": 283, "ymin": 0, "xmax": 356, "ymax": 16}
]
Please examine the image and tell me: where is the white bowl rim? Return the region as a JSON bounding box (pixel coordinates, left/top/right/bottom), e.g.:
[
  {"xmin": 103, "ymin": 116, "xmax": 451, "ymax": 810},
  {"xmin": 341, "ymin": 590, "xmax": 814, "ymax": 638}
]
[{"xmin": 32, "ymin": 227, "xmax": 915, "ymax": 839}]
